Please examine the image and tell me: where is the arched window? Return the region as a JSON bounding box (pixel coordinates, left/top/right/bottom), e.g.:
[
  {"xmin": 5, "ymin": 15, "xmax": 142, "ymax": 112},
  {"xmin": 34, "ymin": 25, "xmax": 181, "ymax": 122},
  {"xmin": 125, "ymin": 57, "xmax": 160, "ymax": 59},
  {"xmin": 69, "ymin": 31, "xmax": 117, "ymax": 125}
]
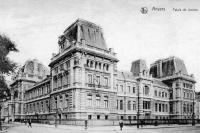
[
  {"xmin": 128, "ymin": 101, "xmax": 131, "ymax": 110},
  {"xmin": 104, "ymin": 96, "xmax": 108, "ymax": 108},
  {"xmin": 187, "ymin": 104, "xmax": 190, "ymax": 113},
  {"xmin": 190, "ymin": 104, "xmax": 193, "ymax": 113},
  {"xmin": 183, "ymin": 103, "xmax": 186, "ymax": 113}
]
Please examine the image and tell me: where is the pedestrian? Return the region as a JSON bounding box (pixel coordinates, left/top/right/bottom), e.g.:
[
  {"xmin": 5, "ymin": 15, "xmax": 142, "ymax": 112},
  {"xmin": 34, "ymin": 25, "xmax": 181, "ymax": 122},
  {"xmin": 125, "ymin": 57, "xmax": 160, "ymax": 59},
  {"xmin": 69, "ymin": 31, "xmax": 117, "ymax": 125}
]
[
  {"xmin": 84, "ymin": 120, "xmax": 88, "ymax": 130},
  {"xmin": 141, "ymin": 119, "xmax": 144, "ymax": 127},
  {"xmin": 28, "ymin": 119, "xmax": 32, "ymax": 128},
  {"xmin": 119, "ymin": 120, "xmax": 124, "ymax": 130},
  {"xmin": 24, "ymin": 119, "xmax": 27, "ymax": 125}
]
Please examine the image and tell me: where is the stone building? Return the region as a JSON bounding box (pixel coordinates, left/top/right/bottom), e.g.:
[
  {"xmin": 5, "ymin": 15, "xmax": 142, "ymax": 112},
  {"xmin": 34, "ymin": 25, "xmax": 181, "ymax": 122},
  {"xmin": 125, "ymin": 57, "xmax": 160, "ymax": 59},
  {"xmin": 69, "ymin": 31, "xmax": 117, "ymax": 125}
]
[
  {"xmin": 8, "ymin": 19, "xmax": 196, "ymax": 123},
  {"xmin": 24, "ymin": 76, "xmax": 51, "ymax": 120},
  {"xmin": 116, "ymin": 59, "xmax": 170, "ymax": 120},
  {"xmin": 150, "ymin": 57, "xmax": 196, "ymax": 119},
  {"xmin": 48, "ymin": 19, "xmax": 118, "ymax": 120},
  {"xmin": 9, "ymin": 59, "xmax": 49, "ymax": 120}
]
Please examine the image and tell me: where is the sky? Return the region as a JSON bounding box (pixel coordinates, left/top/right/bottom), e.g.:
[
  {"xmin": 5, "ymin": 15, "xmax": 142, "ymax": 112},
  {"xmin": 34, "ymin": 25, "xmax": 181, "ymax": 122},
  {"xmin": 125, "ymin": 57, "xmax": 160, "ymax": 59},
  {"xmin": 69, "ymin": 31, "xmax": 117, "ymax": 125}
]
[{"xmin": 0, "ymin": 0, "xmax": 200, "ymax": 91}]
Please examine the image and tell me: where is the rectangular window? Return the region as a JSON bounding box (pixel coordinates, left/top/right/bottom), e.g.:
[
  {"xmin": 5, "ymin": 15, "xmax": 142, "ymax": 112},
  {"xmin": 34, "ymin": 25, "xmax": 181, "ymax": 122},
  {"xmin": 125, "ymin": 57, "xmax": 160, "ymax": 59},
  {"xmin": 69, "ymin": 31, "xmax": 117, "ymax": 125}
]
[
  {"xmin": 159, "ymin": 92, "xmax": 161, "ymax": 97},
  {"xmin": 88, "ymin": 115, "xmax": 92, "ymax": 119},
  {"xmin": 155, "ymin": 103, "xmax": 157, "ymax": 111},
  {"xmin": 162, "ymin": 92, "xmax": 164, "ymax": 97},
  {"xmin": 105, "ymin": 115, "xmax": 108, "ymax": 120},
  {"xmin": 88, "ymin": 74, "xmax": 93, "ymax": 84},
  {"xmin": 41, "ymin": 101, "xmax": 43, "ymax": 111},
  {"xmin": 187, "ymin": 93, "xmax": 189, "ymax": 98},
  {"xmin": 120, "ymin": 85, "xmax": 123, "ymax": 92},
  {"xmin": 155, "ymin": 90, "xmax": 157, "ymax": 96},
  {"xmin": 116, "ymin": 84, "xmax": 118, "ymax": 91},
  {"xmin": 159, "ymin": 104, "xmax": 161, "ymax": 112},
  {"xmin": 117, "ymin": 100, "xmax": 118, "ymax": 109},
  {"xmin": 87, "ymin": 95, "xmax": 92, "ymax": 106},
  {"xmin": 166, "ymin": 104, "xmax": 168, "ymax": 112},
  {"xmin": 104, "ymin": 77, "xmax": 108, "ymax": 87},
  {"xmin": 143, "ymin": 101, "xmax": 150, "ymax": 109},
  {"xmin": 133, "ymin": 102, "xmax": 136, "ymax": 110},
  {"xmin": 97, "ymin": 115, "xmax": 100, "ymax": 120},
  {"xmin": 162, "ymin": 104, "xmax": 165, "ymax": 112},
  {"xmin": 55, "ymin": 97, "xmax": 57, "ymax": 108},
  {"xmin": 120, "ymin": 100, "xmax": 123, "ymax": 110},
  {"xmin": 46, "ymin": 100, "xmax": 49, "ymax": 111},
  {"xmin": 104, "ymin": 96, "xmax": 108, "ymax": 108},
  {"xmin": 127, "ymin": 101, "xmax": 131, "ymax": 110},
  {"xmin": 165, "ymin": 92, "xmax": 167, "ymax": 98},
  {"xmin": 59, "ymin": 96, "xmax": 63, "ymax": 108},
  {"xmin": 127, "ymin": 86, "xmax": 130, "ymax": 93},
  {"xmin": 133, "ymin": 87, "xmax": 135, "ymax": 93},
  {"xmin": 96, "ymin": 76, "xmax": 100, "ymax": 85},
  {"xmin": 96, "ymin": 96, "xmax": 100, "ymax": 108}
]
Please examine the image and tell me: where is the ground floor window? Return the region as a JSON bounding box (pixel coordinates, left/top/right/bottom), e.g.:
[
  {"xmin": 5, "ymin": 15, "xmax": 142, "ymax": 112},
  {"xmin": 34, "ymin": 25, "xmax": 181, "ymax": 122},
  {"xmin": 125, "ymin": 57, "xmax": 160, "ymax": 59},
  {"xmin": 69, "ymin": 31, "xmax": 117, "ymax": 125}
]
[
  {"xmin": 88, "ymin": 115, "xmax": 92, "ymax": 119},
  {"xmin": 120, "ymin": 116, "xmax": 123, "ymax": 120},
  {"xmin": 105, "ymin": 115, "xmax": 108, "ymax": 120},
  {"xmin": 97, "ymin": 115, "xmax": 100, "ymax": 120}
]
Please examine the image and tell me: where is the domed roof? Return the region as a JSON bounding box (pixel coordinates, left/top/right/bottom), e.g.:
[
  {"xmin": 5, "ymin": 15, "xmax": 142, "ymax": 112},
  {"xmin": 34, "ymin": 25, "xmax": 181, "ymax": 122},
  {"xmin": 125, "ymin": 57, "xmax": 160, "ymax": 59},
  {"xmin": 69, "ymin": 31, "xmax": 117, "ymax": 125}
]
[{"xmin": 12, "ymin": 59, "xmax": 49, "ymax": 82}]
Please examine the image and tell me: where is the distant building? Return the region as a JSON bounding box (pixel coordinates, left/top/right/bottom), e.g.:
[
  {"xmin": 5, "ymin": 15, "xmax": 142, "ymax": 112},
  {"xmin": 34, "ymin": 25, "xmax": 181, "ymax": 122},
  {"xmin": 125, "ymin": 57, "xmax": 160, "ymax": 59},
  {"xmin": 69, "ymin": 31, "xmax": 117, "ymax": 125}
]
[
  {"xmin": 7, "ymin": 19, "xmax": 196, "ymax": 124},
  {"xmin": 9, "ymin": 59, "xmax": 49, "ymax": 120},
  {"xmin": 150, "ymin": 57, "xmax": 196, "ymax": 119}
]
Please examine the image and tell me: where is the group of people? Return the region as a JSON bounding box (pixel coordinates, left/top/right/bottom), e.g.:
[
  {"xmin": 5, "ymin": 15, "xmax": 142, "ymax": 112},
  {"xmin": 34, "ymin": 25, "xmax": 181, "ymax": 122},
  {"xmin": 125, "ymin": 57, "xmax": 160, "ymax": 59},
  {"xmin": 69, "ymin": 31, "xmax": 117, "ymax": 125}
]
[{"xmin": 24, "ymin": 119, "xmax": 32, "ymax": 128}]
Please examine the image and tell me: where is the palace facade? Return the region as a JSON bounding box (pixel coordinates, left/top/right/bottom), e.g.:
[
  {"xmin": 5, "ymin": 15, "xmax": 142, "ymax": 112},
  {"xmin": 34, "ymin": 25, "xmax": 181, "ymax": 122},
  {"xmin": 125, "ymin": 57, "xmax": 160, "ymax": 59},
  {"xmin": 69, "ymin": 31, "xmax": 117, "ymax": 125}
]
[{"xmin": 4, "ymin": 19, "xmax": 196, "ymax": 123}]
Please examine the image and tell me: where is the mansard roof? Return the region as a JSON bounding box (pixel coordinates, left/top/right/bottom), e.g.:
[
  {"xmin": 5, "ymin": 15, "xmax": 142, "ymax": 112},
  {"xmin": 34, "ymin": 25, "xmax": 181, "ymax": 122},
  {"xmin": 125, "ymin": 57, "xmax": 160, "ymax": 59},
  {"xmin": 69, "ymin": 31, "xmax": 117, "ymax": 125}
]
[
  {"xmin": 63, "ymin": 19, "xmax": 108, "ymax": 51},
  {"xmin": 130, "ymin": 59, "xmax": 148, "ymax": 77},
  {"xmin": 150, "ymin": 56, "xmax": 189, "ymax": 78},
  {"xmin": 173, "ymin": 57, "xmax": 188, "ymax": 75}
]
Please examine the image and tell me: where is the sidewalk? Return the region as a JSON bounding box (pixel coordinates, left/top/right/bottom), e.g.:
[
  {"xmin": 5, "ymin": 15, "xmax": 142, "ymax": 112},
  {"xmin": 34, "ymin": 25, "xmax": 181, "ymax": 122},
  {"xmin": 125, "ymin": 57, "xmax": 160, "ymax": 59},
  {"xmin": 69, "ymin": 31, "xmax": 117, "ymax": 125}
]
[{"xmin": 14, "ymin": 122, "xmax": 200, "ymax": 131}]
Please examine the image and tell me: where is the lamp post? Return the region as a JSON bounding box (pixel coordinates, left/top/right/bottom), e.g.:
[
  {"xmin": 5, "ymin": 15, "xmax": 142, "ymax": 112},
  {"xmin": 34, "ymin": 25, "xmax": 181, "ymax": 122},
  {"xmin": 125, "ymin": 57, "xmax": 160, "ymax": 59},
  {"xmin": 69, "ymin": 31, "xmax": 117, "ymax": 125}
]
[
  {"xmin": 0, "ymin": 104, "xmax": 2, "ymax": 131},
  {"xmin": 137, "ymin": 84, "xmax": 140, "ymax": 128},
  {"xmin": 7, "ymin": 105, "xmax": 9, "ymax": 123},
  {"xmin": 192, "ymin": 91, "xmax": 195, "ymax": 126}
]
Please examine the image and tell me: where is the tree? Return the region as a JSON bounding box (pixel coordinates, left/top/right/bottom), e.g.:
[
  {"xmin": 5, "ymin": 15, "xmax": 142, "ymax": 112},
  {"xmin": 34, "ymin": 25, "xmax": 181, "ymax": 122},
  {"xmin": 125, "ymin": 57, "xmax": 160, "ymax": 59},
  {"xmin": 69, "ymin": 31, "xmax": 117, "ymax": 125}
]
[{"xmin": 0, "ymin": 34, "xmax": 18, "ymax": 99}]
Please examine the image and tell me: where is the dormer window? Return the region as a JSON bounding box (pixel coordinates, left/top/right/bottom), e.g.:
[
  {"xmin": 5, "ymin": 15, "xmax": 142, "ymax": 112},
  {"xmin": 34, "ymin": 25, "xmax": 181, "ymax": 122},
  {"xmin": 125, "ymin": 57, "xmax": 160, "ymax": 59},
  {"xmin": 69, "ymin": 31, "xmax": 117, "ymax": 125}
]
[
  {"xmin": 90, "ymin": 61, "xmax": 93, "ymax": 68},
  {"xmin": 95, "ymin": 62, "xmax": 98, "ymax": 69},
  {"xmin": 106, "ymin": 64, "xmax": 109, "ymax": 71}
]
